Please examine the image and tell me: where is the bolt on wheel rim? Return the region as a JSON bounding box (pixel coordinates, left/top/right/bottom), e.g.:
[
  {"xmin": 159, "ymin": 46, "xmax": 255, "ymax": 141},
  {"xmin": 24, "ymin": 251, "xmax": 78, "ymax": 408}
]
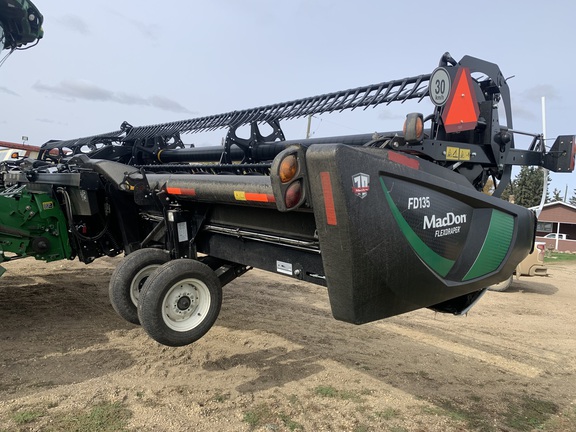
[
  {"xmin": 130, "ymin": 265, "xmax": 158, "ymax": 306},
  {"xmin": 162, "ymin": 278, "xmax": 211, "ymax": 331}
]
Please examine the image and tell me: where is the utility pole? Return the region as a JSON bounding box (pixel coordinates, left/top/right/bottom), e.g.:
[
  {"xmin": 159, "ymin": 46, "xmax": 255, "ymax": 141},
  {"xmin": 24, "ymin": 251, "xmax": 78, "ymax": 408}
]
[
  {"xmin": 306, "ymin": 115, "xmax": 312, "ymax": 139},
  {"xmin": 536, "ymin": 96, "xmax": 548, "ymax": 218}
]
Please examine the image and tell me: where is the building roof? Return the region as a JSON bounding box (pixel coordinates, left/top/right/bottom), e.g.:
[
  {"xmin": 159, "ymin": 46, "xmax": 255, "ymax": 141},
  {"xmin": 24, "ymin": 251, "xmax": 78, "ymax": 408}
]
[
  {"xmin": 530, "ymin": 201, "xmax": 576, "ymax": 224},
  {"xmin": 529, "ymin": 201, "xmax": 576, "ymax": 212},
  {"xmin": 0, "ymin": 140, "xmax": 41, "ymax": 152}
]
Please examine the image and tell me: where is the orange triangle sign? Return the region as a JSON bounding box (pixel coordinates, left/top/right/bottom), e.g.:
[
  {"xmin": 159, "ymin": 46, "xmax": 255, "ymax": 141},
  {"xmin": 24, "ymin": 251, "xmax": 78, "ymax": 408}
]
[{"xmin": 441, "ymin": 67, "xmax": 480, "ymax": 133}]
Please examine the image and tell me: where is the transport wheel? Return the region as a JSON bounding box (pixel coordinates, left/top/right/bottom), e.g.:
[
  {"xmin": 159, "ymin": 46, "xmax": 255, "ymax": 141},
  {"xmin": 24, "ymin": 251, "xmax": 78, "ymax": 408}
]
[
  {"xmin": 138, "ymin": 259, "xmax": 222, "ymax": 347},
  {"xmin": 109, "ymin": 248, "xmax": 170, "ymax": 325},
  {"xmin": 487, "ymin": 274, "xmax": 513, "ymax": 292}
]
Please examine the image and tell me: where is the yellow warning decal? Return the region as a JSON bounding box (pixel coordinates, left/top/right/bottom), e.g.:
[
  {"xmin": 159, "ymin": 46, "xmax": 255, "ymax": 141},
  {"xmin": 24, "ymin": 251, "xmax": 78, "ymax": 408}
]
[
  {"xmin": 446, "ymin": 146, "xmax": 471, "ymax": 161},
  {"xmin": 458, "ymin": 148, "xmax": 471, "ymax": 161},
  {"xmin": 234, "ymin": 191, "xmax": 246, "ymax": 201},
  {"xmin": 446, "ymin": 147, "xmax": 459, "ymax": 160},
  {"xmin": 42, "ymin": 201, "xmax": 54, "ymax": 210}
]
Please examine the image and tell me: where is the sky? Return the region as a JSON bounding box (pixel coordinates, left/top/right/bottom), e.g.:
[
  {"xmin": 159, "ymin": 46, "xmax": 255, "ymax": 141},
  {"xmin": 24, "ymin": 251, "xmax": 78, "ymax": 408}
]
[{"xmin": 1, "ymin": 0, "xmax": 575, "ymax": 198}]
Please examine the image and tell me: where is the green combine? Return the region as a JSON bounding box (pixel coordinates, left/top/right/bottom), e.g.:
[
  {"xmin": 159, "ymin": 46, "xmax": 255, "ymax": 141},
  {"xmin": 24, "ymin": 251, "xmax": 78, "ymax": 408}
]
[
  {"xmin": 0, "ymin": 0, "xmax": 43, "ymax": 56},
  {"xmin": 1, "ymin": 0, "xmax": 49, "ymax": 275}
]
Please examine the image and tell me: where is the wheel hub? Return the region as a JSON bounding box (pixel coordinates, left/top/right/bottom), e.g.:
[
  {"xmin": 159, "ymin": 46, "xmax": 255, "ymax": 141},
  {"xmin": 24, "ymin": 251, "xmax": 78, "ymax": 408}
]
[
  {"xmin": 177, "ymin": 295, "xmax": 192, "ymax": 310},
  {"xmin": 169, "ymin": 286, "xmax": 198, "ymax": 317},
  {"xmin": 161, "ymin": 277, "xmax": 212, "ymax": 332}
]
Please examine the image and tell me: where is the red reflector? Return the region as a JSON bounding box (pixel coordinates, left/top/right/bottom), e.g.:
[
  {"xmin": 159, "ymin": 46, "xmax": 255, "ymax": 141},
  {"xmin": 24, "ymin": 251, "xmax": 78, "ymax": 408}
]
[
  {"xmin": 245, "ymin": 192, "xmax": 275, "ymax": 203},
  {"xmin": 441, "ymin": 67, "xmax": 480, "ymax": 133},
  {"xmin": 388, "ymin": 151, "xmax": 420, "ymax": 170},
  {"xmin": 320, "ymin": 172, "xmax": 337, "ymax": 226},
  {"xmin": 166, "ymin": 187, "xmax": 196, "ymax": 196},
  {"xmin": 284, "ymin": 181, "xmax": 302, "ymax": 208}
]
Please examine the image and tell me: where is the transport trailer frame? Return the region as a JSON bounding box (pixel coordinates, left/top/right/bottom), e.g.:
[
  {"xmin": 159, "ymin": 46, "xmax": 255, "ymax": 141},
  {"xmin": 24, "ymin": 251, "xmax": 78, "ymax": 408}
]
[{"xmin": 1, "ymin": 52, "xmax": 574, "ymax": 346}]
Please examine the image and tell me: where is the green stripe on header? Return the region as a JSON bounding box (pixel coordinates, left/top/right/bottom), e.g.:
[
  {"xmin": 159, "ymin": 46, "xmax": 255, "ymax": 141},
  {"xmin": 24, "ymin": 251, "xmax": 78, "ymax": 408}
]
[
  {"xmin": 380, "ymin": 178, "xmax": 454, "ymax": 277},
  {"xmin": 463, "ymin": 210, "xmax": 514, "ymax": 281}
]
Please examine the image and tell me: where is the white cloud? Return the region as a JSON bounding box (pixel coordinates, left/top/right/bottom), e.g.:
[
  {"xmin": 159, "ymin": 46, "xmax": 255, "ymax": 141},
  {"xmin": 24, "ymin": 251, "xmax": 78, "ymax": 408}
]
[
  {"xmin": 509, "ymin": 105, "xmax": 537, "ymax": 121},
  {"xmin": 56, "ymin": 15, "xmax": 90, "ymax": 35},
  {"xmin": 148, "ymin": 95, "xmax": 192, "ymax": 113},
  {"xmin": 0, "ymin": 86, "xmax": 19, "ymax": 96},
  {"xmin": 106, "ymin": 10, "xmax": 160, "ymax": 40},
  {"xmin": 378, "ymin": 109, "xmax": 403, "ymax": 121},
  {"xmin": 36, "ymin": 118, "xmax": 68, "ymax": 126},
  {"xmin": 33, "ymin": 79, "xmax": 191, "ymax": 113},
  {"xmin": 521, "ymin": 85, "xmax": 561, "ymax": 102}
]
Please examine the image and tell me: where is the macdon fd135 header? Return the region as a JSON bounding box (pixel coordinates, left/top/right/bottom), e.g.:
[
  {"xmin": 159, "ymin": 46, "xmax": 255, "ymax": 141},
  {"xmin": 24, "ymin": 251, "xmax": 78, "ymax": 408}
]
[{"xmin": 1, "ymin": 52, "xmax": 574, "ymax": 346}]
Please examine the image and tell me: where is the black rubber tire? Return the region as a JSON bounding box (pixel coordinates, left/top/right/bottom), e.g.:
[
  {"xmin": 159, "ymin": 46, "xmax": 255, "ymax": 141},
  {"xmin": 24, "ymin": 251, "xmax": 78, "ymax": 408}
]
[
  {"xmin": 488, "ymin": 274, "xmax": 513, "ymax": 292},
  {"xmin": 138, "ymin": 259, "xmax": 222, "ymax": 347},
  {"xmin": 108, "ymin": 248, "xmax": 170, "ymax": 325}
]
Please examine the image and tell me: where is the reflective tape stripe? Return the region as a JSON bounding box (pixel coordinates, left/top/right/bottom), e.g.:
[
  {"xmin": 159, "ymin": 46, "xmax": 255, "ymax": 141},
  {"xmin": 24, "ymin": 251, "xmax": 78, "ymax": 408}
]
[
  {"xmin": 166, "ymin": 187, "xmax": 196, "ymax": 196},
  {"xmin": 388, "ymin": 151, "xmax": 420, "ymax": 170},
  {"xmin": 234, "ymin": 191, "xmax": 275, "ymax": 202},
  {"xmin": 320, "ymin": 172, "xmax": 337, "ymax": 226}
]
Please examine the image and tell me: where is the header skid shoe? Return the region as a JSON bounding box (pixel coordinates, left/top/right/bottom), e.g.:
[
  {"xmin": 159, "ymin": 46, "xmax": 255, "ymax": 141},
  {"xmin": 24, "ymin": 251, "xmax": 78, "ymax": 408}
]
[{"xmin": 306, "ymin": 144, "xmax": 535, "ymax": 324}]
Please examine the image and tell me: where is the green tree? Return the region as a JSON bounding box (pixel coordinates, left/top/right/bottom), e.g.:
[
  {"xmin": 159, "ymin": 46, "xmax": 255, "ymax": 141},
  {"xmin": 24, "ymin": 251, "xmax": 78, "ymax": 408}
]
[
  {"xmin": 499, "ymin": 182, "xmax": 513, "ymax": 202},
  {"xmin": 550, "ymin": 188, "xmax": 563, "ymax": 202},
  {"xmin": 505, "ymin": 167, "xmax": 550, "ymax": 208},
  {"xmin": 570, "ymin": 189, "xmax": 576, "ymax": 206}
]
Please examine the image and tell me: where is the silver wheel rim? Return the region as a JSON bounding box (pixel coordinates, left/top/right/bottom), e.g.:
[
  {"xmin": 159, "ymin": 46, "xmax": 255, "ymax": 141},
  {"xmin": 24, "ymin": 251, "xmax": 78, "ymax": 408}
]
[
  {"xmin": 162, "ymin": 278, "xmax": 211, "ymax": 331},
  {"xmin": 130, "ymin": 264, "xmax": 160, "ymax": 306}
]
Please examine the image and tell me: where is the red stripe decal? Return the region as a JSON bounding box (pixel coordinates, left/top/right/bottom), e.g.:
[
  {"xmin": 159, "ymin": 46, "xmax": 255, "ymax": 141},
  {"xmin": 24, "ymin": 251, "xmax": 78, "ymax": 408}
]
[
  {"xmin": 245, "ymin": 192, "xmax": 274, "ymax": 202},
  {"xmin": 388, "ymin": 151, "xmax": 419, "ymax": 170},
  {"xmin": 320, "ymin": 172, "xmax": 337, "ymax": 226},
  {"xmin": 166, "ymin": 187, "xmax": 196, "ymax": 196}
]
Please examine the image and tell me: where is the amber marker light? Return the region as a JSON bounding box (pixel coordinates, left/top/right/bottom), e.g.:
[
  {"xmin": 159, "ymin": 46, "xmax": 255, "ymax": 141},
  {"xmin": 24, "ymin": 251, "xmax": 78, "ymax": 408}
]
[
  {"xmin": 279, "ymin": 154, "xmax": 298, "ymax": 183},
  {"xmin": 403, "ymin": 113, "xmax": 424, "ymax": 143}
]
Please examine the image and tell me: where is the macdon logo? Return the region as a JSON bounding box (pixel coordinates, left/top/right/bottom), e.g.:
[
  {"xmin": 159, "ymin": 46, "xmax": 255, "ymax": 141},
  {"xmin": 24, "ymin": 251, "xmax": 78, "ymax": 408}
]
[{"xmin": 423, "ymin": 212, "xmax": 467, "ymax": 229}]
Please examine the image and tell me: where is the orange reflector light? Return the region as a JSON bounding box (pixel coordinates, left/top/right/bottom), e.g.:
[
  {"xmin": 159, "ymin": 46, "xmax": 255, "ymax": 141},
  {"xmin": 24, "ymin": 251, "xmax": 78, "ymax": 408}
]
[
  {"xmin": 320, "ymin": 172, "xmax": 337, "ymax": 226},
  {"xmin": 441, "ymin": 67, "xmax": 480, "ymax": 133},
  {"xmin": 279, "ymin": 154, "xmax": 298, "ymax": 183},
  {"xmin": 285, "ymin": 180, "xmax": 302, "ymax": 208},
  {"xmin": 166, "ymin": 187, "xmax": 196, "ymax": 196},
  {"xmin": 403, "ymin": 113, "xmax": 424, "ymax": 143}
]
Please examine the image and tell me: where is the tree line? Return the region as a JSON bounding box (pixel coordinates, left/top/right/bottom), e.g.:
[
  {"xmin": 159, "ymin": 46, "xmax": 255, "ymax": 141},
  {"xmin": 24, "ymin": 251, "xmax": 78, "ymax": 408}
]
[{"xmin": 498, "ymin": 166, "xmax": 576, "ymax": 207}]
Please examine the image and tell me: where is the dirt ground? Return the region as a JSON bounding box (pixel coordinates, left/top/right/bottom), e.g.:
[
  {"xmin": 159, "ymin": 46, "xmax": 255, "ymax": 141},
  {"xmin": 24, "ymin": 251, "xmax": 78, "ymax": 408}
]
[{"xmin": 0, "ymin": 256, "xmax": 575, "ymax": 432}]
